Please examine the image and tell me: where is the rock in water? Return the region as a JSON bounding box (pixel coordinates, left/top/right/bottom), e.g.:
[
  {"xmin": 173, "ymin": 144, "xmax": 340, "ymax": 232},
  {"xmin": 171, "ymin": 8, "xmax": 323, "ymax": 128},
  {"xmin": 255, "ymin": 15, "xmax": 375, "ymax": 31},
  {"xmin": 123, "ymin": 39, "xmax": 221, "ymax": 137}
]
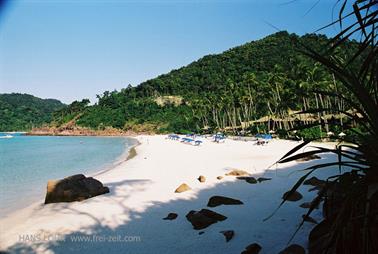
[
  {"xmin": 220, "ymin": 230, "xmax": 234, "ymax": 242},
  {"xmin": 279, "ymin": 244, "xmax": 305, "ymax": 254},
  {"xmin": 257, "ymin": 177, "xmax": 271, "ymax": 183},
  {"xmin": 237, "ymin": 176, "xmax": 257, "ymax": 184},
  {"xmin": 44, "ymin": 174, "xmax": 109, "ymax": 204},
  {"xmin": 207, "ymin": 195, "xmax": 243, "ymax": 207},
  {"xmin": 175, "ymin": 183, "xmax": 191, "ymax": 193},
  {"xmin": 282, "ymin": 190, "xmax": 303, "ymax": 202},
  {"xmin": 198, "ymin": 175, "xmax": 206, "ymax": 183},
  {"xmin": 241, "ymin": 243, "xmax": 262, "ymax": 254},
  {"xmin": 163, "ymin": 213, "xmax": 178, "ymax": 220},
  {"xmin": 226, "ymin": 169, "xmax": 250, "ymax": 176},
  {"xmin": 186, "ymin": 209, "xmax": 227, "ymax": 230}
]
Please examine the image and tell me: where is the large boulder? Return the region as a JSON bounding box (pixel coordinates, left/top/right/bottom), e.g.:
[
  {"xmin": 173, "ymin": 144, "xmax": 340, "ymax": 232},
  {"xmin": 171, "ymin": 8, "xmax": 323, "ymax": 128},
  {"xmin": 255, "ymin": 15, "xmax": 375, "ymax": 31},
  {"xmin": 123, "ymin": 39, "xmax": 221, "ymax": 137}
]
[
  {"xmin": 186, "ymin": 209, "xmax": 227, "ymax": 230},
  {"xmin": 207, "ymin": 195, "xmax": 244, "ymax": 207},
  {"xmin": 44, "ymin": 174, "xmax": 109, "ymax": 204},
  {"xmin": 175, "ymin": 183, "xmax": 191, "ymax": 193}
]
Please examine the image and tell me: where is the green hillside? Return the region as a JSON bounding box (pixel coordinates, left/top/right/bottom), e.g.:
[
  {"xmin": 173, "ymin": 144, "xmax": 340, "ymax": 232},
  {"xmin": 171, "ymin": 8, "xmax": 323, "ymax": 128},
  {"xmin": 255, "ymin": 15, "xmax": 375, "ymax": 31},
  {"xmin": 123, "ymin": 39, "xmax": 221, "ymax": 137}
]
[
  {"xmin": 0, "ymin": 93, "xmax": 66, "ymax": 131},
  {"xmin": 54, "ymin": 31, "xmax": 360, "ymax": 134}
]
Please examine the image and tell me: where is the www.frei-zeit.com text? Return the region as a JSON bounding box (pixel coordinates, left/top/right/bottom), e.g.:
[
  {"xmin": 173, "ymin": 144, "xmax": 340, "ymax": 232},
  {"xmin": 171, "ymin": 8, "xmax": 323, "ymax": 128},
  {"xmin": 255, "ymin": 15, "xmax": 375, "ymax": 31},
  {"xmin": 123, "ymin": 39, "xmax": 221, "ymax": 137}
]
[{"xmin": 18, "ymin": 233, "xmax": 141, "ymax": 243}]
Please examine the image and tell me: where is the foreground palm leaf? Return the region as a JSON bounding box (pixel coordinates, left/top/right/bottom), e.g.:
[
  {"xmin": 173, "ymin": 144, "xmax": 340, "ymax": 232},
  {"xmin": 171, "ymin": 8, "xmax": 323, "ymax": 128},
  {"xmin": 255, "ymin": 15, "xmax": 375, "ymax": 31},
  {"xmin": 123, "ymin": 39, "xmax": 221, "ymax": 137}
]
[{"xmin": 266, "ymin": 1, "xmax": 378, "ymax": 253}]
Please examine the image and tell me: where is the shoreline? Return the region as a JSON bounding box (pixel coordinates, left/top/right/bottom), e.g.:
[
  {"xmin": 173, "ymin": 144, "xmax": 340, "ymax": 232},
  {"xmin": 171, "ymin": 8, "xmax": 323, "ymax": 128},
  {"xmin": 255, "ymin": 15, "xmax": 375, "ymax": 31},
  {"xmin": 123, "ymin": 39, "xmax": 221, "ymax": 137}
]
[
  {"xmin": 0, "ymin": 135, "xmax": 340, "ymax": 253},
  {"xmin": 25, "ymin": 126, "xmax": 149, "ymax": 137},
  {"xmin": 0, "ymin": 136, "xmax": 138, "ymax": 219},
  {"xmin": 90, "ymin": 139, "xmax": 140, "ymax": 178}
]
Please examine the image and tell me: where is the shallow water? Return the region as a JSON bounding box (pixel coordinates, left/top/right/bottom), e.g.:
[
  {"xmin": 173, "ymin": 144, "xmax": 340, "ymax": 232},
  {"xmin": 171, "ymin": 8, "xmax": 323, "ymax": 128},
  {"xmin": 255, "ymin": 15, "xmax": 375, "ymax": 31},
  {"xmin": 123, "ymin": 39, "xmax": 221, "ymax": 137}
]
[{"xmin": 0, "ymin": 134, "xmax": 137, "ymax": 216}]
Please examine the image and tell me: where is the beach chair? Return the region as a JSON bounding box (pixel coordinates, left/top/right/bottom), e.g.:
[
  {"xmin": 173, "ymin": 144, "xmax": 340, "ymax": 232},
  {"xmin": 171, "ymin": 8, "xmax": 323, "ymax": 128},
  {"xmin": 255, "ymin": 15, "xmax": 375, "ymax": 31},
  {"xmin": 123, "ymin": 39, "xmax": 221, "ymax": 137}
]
[
  {"xmin": 213, "ymin": 133, "xmax": 226, "ymax": 143},
  {"xmin": 194, "ymin": 140, "xmax": 203, "ymax": 146}
]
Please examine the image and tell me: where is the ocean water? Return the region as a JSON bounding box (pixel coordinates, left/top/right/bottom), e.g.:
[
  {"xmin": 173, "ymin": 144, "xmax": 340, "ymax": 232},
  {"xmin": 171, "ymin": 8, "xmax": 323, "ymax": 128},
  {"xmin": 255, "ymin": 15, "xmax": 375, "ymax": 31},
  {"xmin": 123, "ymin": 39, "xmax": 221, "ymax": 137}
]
[{"xmin": 0, "ymin": 134, "xmax": 137, "ymax": 216}]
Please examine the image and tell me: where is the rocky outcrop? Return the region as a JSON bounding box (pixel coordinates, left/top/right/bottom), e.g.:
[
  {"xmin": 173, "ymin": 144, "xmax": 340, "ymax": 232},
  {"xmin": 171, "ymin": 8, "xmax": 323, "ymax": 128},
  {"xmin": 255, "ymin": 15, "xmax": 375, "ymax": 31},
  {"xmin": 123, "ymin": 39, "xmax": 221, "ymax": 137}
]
[
  {"xmin": 226, "ymin": 169, "xmax": 250, "ymax": 176},
  {"xmin": 241, "ymin": 243, "xmax": 262, "ymax": 254},
  {"xmin": 175, "ymin": 183, "xmax": 191, "ymax": 193},
  {"xmin": 44, "ymin": 174, "xmax": 109, "ymax": 204},
  {"xmin": 282, "ymin": 190, "xmax": 303, "ymax": 202},
  {"xmin": 163, "ymin": 213, "xmax": 178, "ymax": 220},
  {"xmin": 186, "ymin": 209, "xmax": 227, "ymax": 230},
  {"xmin": 28, "ymin": 126, "xmax": 132, "ymax": 136},
  {"xmin": 279, "ymin": 244, "xmax": 305, "ymax": 254},
  {"xmin": 207, "ymin": 196, "xmax": 243, "ymax": 207},
  {"xmin": 198, "ymin": 175, "xmax": 206, "ymax": 183},
  {"xmin": 220, "ymin": 230, "xmax": 234, "ymax": 242}
]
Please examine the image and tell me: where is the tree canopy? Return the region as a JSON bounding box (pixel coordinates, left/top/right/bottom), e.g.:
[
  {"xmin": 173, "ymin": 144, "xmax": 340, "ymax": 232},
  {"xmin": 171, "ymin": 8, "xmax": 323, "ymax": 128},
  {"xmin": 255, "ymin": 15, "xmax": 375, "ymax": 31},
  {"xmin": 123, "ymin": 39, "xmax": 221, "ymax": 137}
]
[
  {"xmin": 15, "ymin": 31, "xmax": 363, "ymax": 136},
  {"xmin": 0, "ymin": 93, "xmax": 65, "ymax": 131}
]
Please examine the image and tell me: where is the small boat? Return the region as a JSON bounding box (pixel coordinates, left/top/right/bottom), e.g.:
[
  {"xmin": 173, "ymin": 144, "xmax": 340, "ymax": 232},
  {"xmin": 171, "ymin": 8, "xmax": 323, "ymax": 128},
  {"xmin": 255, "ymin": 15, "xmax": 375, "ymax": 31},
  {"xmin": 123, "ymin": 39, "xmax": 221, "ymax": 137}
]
[{"xmin": 0, "ymin": 135, "xmax": 13, "ymax": 139}]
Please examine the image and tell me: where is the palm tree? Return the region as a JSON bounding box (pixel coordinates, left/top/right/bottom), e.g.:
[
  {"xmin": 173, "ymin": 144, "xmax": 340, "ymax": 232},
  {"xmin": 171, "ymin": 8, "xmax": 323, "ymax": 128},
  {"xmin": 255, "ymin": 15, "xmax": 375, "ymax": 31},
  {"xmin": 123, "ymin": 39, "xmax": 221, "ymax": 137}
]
[{"xmin": 267, "ymin": 1, "xmax": 378, "ymax": 253}]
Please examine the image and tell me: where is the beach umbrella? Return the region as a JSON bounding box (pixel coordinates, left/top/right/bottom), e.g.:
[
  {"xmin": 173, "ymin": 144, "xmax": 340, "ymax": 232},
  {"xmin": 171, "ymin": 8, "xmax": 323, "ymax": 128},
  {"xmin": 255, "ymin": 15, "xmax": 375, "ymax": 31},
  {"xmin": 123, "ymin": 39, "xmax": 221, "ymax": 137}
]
[
  {"xmin": 338, "ymin": 132, "xmax": 346, "ymax": 137},
  {"xmin": 269, "ymin": 130, "xmax": 275, "ymax": 134},
  {"xmin": 327, "ymin": 131, "xmax": 334, "ymax": 136}
]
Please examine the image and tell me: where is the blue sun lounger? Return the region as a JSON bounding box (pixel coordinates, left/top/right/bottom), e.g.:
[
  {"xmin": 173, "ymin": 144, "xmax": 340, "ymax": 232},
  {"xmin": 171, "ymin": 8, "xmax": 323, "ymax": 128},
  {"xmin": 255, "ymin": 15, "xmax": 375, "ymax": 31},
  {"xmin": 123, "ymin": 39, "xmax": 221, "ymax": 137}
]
[{"xmin": 194, "ymin": 140, "xmax": 203, "ymax": 146}]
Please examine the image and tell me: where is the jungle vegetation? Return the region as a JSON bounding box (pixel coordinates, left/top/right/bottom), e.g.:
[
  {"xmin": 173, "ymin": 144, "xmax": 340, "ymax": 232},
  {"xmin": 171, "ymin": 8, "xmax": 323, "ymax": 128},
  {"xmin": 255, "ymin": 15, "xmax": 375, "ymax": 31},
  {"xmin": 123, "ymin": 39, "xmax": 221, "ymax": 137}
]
[
  {"xmin": 53, "ymin": 31, "xmax": 363, "ymax": 139},
  {"xmin": 270, "ymin": 1, "xmax": 377, "ymax": 253},
  {"xmin": 0, "ymin": 93, "xmax": 65, "ymax": 131}
]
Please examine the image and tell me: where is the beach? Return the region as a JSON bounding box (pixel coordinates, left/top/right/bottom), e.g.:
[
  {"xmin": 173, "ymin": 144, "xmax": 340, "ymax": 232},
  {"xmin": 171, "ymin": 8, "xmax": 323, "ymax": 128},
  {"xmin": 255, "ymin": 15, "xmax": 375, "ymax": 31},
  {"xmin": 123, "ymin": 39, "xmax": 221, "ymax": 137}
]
[{"xmin": 0, "ymin": 135, "xmax": 339, "ymax": 253}]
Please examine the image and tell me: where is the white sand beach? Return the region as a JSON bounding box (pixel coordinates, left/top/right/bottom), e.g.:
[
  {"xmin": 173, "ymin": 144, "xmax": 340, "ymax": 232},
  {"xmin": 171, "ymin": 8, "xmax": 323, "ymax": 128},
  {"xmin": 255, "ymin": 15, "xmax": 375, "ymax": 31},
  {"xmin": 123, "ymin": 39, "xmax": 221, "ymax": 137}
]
[{"xmin": 0, "ymin": 135, "xmax": 340, "ymax": 253}]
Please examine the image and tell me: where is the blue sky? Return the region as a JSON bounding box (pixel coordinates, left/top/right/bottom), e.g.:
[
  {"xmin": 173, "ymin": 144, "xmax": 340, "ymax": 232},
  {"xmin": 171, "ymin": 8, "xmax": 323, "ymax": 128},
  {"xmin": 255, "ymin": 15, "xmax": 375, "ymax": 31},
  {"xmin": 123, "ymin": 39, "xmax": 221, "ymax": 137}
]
[{"xmin": 0, "ymin": 0, "xmax": 344, "ymax": 104}]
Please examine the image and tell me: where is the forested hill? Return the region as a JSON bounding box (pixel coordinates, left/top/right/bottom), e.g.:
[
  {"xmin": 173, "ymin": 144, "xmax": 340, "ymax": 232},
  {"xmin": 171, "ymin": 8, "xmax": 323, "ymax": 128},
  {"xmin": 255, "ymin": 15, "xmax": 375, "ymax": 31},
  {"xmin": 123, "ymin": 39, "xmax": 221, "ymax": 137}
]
[
  {"xmin": 55, "ymin": 31, "xmax": 358, "ymax": 134},
  {"xmin": 0, "ymin": 93, "xmax": 65, "ymax": 131}
]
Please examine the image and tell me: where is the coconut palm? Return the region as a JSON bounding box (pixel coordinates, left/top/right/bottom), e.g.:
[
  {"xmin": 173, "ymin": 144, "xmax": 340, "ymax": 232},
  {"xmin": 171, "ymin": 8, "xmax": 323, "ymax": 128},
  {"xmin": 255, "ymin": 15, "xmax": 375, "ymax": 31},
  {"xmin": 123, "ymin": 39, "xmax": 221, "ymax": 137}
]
[{"xmin": 267, "ymin": 1, "xmax": 378, "ymax": 253}]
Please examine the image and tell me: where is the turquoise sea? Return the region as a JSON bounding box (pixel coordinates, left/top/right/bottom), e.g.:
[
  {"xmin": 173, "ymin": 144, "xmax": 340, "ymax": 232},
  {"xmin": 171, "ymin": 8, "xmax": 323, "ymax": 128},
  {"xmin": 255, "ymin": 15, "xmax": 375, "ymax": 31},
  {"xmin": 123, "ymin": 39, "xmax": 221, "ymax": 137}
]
[{"xmin": 0, "ymin": 133, "xmax": 137, "ymax": 216}]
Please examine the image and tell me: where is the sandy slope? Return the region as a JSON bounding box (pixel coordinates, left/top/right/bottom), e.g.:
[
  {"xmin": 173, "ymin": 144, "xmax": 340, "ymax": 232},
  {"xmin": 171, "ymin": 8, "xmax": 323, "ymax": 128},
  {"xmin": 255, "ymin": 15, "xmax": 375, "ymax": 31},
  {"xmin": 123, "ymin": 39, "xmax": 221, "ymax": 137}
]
[{"xmin": 0, "ymin": 135, "xmax": 340, "ymax": 253}]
